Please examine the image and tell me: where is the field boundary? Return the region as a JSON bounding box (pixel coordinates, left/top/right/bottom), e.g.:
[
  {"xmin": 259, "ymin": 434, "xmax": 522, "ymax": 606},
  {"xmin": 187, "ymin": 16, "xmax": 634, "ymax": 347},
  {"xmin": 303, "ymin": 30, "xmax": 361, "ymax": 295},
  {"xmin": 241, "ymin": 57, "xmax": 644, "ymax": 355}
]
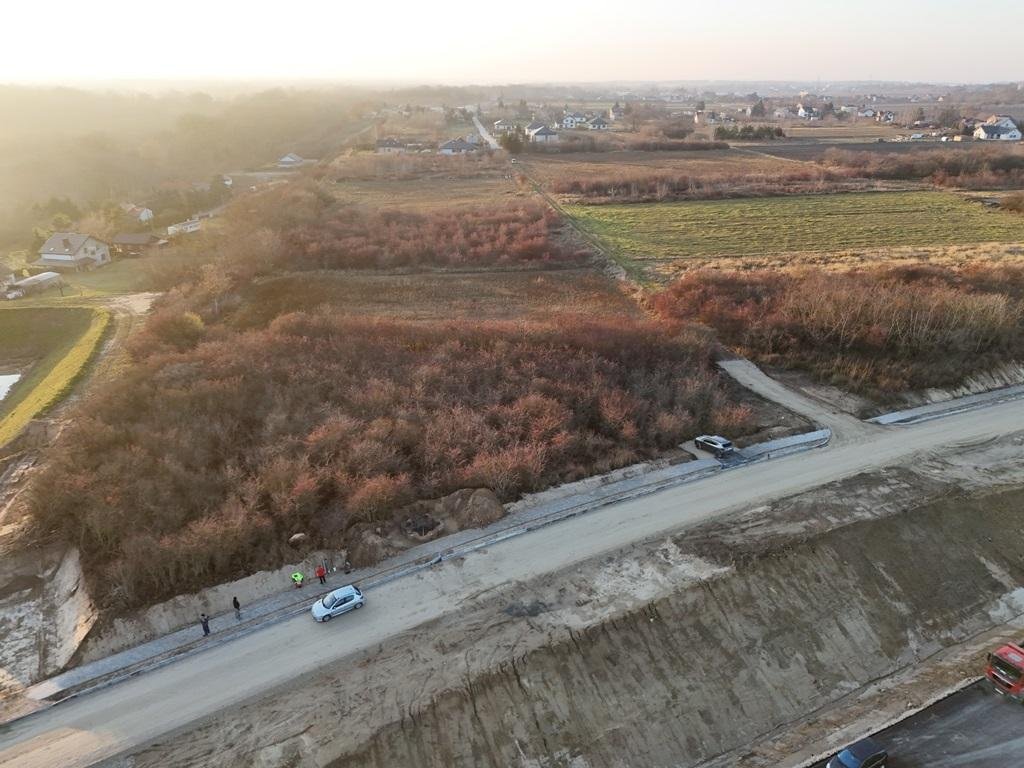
[{"xmin": 0, "ymin": 307, "xmax": 111, "ymax": 450}]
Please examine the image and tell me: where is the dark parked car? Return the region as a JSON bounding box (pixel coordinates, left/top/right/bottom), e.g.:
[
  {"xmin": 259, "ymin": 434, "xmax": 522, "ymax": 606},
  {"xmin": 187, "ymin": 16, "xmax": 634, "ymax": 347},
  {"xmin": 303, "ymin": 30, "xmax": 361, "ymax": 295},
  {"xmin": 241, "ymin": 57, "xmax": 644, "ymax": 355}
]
[{"xmin": 826, "ymin": 737, "xmax": 888, "ymax": 768}]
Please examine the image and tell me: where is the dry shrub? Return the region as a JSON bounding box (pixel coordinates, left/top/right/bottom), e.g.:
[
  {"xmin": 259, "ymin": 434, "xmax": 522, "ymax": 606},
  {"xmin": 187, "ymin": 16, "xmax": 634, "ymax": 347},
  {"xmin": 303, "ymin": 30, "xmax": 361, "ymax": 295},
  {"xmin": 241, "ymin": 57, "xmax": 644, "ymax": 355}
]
[
  {"xmin": 655, "ymin": 265, "xmax": 1024, "ymax": 398},
  {"xmin": 822, "ymin": 147, "xmax": 1024, "ymax": 189},
  {"xmin": 551, "ymin": 167, "xmax": 849, "ymax": 203},
  {"xmin": 29, "ymin": 313, "xmax": 748, "ymax": 611}
]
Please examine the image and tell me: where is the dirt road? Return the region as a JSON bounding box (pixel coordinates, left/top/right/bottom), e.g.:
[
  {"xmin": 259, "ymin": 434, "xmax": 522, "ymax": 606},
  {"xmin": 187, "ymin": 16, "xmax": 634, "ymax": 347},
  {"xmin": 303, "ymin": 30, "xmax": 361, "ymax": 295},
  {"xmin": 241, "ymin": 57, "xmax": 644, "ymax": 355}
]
[{"xmin": 3, "ymin": 397, "xmax": 1024, "ymax": 767}]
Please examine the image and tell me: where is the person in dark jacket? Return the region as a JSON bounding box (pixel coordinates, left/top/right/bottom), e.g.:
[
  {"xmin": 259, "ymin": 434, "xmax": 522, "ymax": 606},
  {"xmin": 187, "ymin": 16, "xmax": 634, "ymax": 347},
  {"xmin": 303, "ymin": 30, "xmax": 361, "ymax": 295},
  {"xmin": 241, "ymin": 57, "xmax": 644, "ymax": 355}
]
[
  {"xmin": 232, "ymin": 597, "xmax": 241, "ymax": 620},
  {"xmin": 200, "ymin": 614, "xmax": 211, "ymax": 636}
]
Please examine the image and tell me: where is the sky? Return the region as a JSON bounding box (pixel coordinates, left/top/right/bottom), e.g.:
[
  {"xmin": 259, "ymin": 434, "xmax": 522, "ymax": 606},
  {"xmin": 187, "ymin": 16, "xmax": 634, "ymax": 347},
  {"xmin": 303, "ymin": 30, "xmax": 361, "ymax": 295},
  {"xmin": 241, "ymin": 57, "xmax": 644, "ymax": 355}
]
[{"xmin": 3, "ymin": 0, "xmax": 1022, "ymax": 86}]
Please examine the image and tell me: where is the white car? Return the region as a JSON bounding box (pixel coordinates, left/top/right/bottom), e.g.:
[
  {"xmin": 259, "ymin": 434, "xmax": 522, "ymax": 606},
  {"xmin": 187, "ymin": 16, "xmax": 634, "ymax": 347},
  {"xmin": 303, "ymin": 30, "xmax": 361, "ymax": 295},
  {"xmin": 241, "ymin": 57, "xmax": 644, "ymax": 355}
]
[
  {"xmin": 694, "ymin": 435, "xmax": 736, "ymax": 458},
  {"xmin": 310, "ymin": 584, "xmax": 365, "ymax": 622}
]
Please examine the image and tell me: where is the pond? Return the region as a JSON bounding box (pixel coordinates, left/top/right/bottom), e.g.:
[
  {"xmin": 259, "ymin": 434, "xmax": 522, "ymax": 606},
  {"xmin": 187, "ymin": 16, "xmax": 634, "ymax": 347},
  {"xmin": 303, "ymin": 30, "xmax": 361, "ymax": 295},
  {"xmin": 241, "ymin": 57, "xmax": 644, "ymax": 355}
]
[{"xmin": 0, "ymin": 374, "xmax": 20, "ymax": 402}]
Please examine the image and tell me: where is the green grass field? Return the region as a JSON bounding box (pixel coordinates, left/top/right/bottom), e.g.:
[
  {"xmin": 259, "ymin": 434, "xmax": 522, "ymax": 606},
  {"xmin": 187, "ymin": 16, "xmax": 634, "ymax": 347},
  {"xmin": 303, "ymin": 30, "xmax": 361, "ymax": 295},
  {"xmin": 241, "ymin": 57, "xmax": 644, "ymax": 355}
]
[
  {"xmin": 0, "ymin": 307, "xmax": 110, "ymax": 448},
  {"xmin": 567, "ymin": 191, "xmax": 1024, "ymax": 270}
]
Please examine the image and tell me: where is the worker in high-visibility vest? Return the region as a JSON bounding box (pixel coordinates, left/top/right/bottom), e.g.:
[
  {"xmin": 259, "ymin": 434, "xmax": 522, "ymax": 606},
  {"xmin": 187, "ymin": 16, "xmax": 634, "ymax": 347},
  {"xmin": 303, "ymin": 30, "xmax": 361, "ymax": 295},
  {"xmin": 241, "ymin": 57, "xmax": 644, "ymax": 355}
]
[{"xmin": 291, "ymin": 571, "xmax": 304, "ymax": 588}]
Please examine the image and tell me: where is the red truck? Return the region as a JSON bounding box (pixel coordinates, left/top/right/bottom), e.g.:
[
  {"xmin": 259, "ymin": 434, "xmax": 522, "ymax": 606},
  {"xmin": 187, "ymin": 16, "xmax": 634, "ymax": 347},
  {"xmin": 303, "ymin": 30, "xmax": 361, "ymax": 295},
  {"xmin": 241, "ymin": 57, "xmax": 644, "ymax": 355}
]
[{"xmin": 986, "ymin": 643, "xmax": 1024, "ymax": 701}]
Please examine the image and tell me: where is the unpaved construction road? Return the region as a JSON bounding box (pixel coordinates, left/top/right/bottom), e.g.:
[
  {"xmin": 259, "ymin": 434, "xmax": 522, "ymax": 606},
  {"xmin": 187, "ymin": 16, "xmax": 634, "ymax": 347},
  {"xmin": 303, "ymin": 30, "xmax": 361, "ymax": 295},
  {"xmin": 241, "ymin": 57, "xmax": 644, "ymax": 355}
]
[
  {"xmin": 810, "ymin": 680, "xmax": 1024, "ymax": 768},
  {"xmin": 3, "ymin": 396, "xmax": 1024, "ymax": 767}
]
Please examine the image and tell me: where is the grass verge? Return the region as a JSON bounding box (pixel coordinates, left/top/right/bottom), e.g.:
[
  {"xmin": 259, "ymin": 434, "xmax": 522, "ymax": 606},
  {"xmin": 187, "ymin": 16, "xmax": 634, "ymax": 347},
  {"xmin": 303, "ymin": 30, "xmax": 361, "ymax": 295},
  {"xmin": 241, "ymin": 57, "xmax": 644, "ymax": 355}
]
[{"xmin": 0, "ymin": 307, "xmax": 111, "ymax": 449}]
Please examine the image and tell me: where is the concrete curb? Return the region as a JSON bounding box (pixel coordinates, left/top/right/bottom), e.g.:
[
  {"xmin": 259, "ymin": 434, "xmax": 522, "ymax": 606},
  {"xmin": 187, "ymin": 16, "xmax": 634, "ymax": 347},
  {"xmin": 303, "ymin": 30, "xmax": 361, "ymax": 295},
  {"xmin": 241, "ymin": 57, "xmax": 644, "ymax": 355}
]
[{"xmin": 869, "ymin": 383, "xmax": 1024, "ymax": 426}]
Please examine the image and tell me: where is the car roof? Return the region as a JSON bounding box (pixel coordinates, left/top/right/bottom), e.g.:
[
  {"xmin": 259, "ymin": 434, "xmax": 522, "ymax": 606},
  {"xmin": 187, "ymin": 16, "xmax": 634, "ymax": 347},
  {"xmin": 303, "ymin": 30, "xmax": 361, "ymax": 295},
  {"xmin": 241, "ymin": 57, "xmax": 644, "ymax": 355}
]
[
  {"xmin": 330, "ymin": 584, "xmax": 359, "ymax": 597},
  {"xmin": 844, "ymin": 737, "xmax": 885, "ymax": 760}
]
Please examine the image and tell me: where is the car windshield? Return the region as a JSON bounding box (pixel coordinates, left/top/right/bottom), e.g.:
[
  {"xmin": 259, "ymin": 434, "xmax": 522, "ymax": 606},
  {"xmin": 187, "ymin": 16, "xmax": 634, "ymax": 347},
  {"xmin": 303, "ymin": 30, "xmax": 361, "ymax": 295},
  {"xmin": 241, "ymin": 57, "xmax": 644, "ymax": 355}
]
[
  {"xmin": 991, "ymin": 655, "xmax": 1022, "ymax": 681},
  {"xmin": 322, "ymin": 593, "xmax": 339, "ymax": 609},
  {"xmin": 720, "ymin": 440, "xmax": 733, "ymax": 449},
  {"xmin": 837, "ymin": 751, "xmax": 861, "ymax": 768}
]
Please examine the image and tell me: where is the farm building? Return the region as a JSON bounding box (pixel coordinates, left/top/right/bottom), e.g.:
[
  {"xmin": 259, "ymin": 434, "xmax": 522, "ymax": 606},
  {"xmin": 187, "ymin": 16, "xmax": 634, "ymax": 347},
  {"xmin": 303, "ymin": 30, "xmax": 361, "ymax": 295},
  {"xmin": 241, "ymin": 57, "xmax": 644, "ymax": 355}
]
[
  {"xmin": 112, "ymin": 232, "xmax": 165, "ymax": 257},
  {"xmin": 167, "ymin": 218, "xmax": 202, "ymax": 237},
  {"xmin": 33, "ymin": 233, "xmax": 110, "ymax": 271},
  {"xmin": 529, "ymin": 126, "xmax": 560, "ymax": 144},
  {"xmin": 277, "ymin": 153, "xmax": 304, "ymax": 168},
  {"xmin": 438, "ymin": 138, "xmax": 477, "ymax": 155},
  {"xmin": 376, "ymin": 138, "xmax": 408, "ymax": 154},
  {"xmin": 10, "ymin": 271, "xmax": 62, "ymax": 295}
]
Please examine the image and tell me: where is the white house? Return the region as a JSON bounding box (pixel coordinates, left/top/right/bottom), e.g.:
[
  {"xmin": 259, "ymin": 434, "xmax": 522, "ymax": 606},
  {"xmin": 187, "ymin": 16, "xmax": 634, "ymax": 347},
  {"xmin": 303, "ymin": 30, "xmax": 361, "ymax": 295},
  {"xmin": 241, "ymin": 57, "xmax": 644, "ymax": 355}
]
[
  {"xmin": 985, "ymin": 115, "xmax": 1020, "ymax": 131},
  {"xmin": 277, "ymin": 152, "xmax": 304, "ymax": 168},
  {"xmin": 525, "ymin": 120, "xmax": 548, "ymax": 133},
  {"xmin": 120, "ymin": 203, "xmax": 153, "ymax": 223},
  {"xmin": 586, "ymin": 116, "xmax": 609, "ymax": 130},
  {"xmin": 167, "ymin": 218, "xmax": 202, "ymax": 237},
  {"xmin": 975, "ymin": 124, "xmax": 1022, "ymax": 141},
  {"xmin": 492, "ymin": 119, "xmax": 516, "ymax": 134},
  {"xmin": 438, "ymin": 138, "xmax": 477, "ymax": 155},
  {"xmin": 33, "ymin": 233, "xmax": 110, "ymax": 271},
  {"xmin": 529, "ymin": 126, "xmax": 560, "ymax": 144},
  {"xmin": 797, "ymin": 103, "xmax": 820, "ymax": 119},
  {"xmin": 561, "ymin": 113, "xmax": 587, "ymax": 129}
]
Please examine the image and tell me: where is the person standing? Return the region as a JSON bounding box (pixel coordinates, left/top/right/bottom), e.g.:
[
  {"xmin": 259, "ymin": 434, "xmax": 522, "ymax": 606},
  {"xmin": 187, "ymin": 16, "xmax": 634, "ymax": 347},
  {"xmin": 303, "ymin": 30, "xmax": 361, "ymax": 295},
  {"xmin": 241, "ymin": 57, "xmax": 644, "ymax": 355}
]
[
  {"xmin": 200, "ymin": 613, "xmax": 211, "ymax": 637},
  {"xmin": 291, "ymin": 571, "xmax": 304, "ymax": 588},
  {"xmin": 232, "ymin": 596, "xmax": 242, "ymax": 620},
  {"xmin": 315, "ymin": 565, "xmax": 327, "ymax": 585}
]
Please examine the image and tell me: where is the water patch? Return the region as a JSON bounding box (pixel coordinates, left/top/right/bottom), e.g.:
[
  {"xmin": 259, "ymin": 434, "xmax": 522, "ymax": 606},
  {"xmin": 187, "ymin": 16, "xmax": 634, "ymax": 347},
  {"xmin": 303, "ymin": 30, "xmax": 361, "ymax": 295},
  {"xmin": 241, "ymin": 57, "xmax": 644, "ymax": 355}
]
[{"xmin": 0, "ymin": 373, "xmax": 20, "ymax": 401}]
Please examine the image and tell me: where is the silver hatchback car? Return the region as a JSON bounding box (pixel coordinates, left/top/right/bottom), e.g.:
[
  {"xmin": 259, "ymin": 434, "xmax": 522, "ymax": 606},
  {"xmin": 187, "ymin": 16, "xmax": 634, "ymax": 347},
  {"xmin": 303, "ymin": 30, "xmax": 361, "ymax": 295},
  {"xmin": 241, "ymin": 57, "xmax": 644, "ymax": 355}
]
[{"xmin": 310, "ymin": 584, "xmax": 365, "ymax": 622}]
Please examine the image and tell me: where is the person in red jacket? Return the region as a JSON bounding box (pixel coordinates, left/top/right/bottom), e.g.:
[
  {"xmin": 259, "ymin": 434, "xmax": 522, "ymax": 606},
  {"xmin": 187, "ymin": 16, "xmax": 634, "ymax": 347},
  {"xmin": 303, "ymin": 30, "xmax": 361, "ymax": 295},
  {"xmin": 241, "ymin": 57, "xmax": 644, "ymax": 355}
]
[{"xmin": 315, "ymin": 564, "xmax": 327, "ymax": 585}]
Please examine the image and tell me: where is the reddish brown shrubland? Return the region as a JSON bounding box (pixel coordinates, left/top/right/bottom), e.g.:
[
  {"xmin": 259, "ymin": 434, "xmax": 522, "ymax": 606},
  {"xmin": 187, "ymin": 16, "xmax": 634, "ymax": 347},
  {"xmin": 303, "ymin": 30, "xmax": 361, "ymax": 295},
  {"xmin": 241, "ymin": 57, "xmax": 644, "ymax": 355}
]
[
  {"xmin": 822, "ymin": 147, "xmax": 1024, "ymax": 189},
  {"xmin": 550, "ymin": 166, "xmax": 855, "ymax": 202},
  {"xmin": 31, "ymin": 312, "xmax": 748, "ymax": 610},
  {"xmin": 219, "ymin": 183, "xmax": 585, "ymax": 271},
  {"xmin": 655, "ymin": 265, "xmax": 1024, "ymax": 398}
]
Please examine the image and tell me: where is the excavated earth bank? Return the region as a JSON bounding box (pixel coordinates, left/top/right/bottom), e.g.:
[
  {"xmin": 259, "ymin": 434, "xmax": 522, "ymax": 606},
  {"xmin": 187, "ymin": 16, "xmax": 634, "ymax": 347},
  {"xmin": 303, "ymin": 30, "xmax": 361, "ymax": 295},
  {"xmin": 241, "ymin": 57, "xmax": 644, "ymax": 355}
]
[{"xmin": 120, "ymin": 439, "xmax": 1024, "ymax": 768}]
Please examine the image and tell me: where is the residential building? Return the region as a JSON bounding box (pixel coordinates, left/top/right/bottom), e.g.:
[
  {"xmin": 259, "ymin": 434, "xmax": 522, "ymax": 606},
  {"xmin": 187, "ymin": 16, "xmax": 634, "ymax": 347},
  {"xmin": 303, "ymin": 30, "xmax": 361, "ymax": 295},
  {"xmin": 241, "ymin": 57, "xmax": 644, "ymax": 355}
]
[
  {"xmin": 975, "ymin": 124, "xmax": 1022, "ymax": 141},
  {"xmin": 376, "ymin": 137, "xmax": 408, "ymax": 154},
  {"xmin": 797, "ymin": 103, "xmax": 820, "ymax": 119},
  {"xmin": 985, "ymin": 115, "xmax": 1020, "ymax": 131},
  {"xmin": 277, "ymin": 152, "xmax": 304, "ymax": 168},
  {"xmin": 561, "ymin": 113, "xmax": 587, "ymax": 129},
  {"xmin": 492, "ymin": 119, "xmax": 517, "ymax": 134},
  {"xmin": 33, "ymin": 233, "xmax": 110, "ymax": 271},
  {"xmin": 608, "ymin": 104, "xmax": 625, "ymax": 120},
  {"xmin": 525, "ymin": 120, "xmax": 548, "ymax": 133},
  {"xmin": 120, "ymin": 203, "xmax": 154, "ymax": 223},
  {"xmin": 528, "ymin": 126, "xmax": 560, "ymax": 144},
  {"xmin": 773, "ymin": 107, "xmax": 795, "ymax": 119},
  {"xmin": 438, "ymin": 138, "xmax": 477, "ymax": 155},
  {"xmin": 586, "ymin": 116, "xmax": 609, "ymax": 130}
]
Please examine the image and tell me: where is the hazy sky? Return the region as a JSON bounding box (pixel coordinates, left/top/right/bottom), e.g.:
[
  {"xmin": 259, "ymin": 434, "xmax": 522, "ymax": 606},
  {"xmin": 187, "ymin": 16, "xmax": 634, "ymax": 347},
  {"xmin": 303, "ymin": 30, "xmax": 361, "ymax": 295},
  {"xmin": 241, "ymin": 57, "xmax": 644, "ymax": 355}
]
[{"xmin": 4, "ymin": 0, "xmax": 1022, "ymax": 85}]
